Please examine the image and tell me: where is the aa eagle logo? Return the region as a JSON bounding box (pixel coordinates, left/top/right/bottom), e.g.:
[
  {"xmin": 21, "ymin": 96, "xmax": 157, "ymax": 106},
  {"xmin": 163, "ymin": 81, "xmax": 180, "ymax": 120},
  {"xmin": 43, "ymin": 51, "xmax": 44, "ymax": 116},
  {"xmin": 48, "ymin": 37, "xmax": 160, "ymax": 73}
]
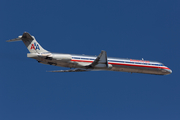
[{"xmin": 30, "ymin": 42, "xmax": 40, "ymax": 50}]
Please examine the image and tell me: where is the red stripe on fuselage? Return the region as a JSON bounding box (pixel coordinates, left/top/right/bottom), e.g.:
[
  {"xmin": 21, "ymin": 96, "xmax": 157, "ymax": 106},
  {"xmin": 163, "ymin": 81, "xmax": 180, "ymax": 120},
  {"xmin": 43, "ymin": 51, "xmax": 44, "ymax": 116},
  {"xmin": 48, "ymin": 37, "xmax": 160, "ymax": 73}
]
[
  {"xmin": 71, "ymin": 59, "xmax": 170, "ymax": 70},
  {"xmin": 71, "ymin": 59, "xmax": 92, "ymax": 63}
]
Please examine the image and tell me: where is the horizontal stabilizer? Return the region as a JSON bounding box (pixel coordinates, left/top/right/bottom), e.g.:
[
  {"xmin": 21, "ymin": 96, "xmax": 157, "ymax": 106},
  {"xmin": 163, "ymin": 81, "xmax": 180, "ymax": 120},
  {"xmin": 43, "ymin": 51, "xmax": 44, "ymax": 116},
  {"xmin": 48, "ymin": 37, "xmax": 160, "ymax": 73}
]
[
  {"xmin": 6, "ymin": 32, "xmax": 34, "ymax": 42},
  {"xmin": 6, "ymin": 37, "xmax": 22, "ymax": 42},
  {"xmin": 47, "ymin": 69, "xmax": 89, "ymax": 72},
  {"xmin": 6, "ymin": 32, "xmax": 48, "ymax": 53}
]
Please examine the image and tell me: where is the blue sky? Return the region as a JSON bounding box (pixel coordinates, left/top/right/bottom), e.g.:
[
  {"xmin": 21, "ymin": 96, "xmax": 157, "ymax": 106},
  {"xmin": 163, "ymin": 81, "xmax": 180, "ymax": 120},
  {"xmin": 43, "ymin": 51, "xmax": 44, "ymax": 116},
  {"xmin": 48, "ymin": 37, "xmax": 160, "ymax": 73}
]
[{"xmin": 0, "ymin": 0, "xmax": 180, "ymax": 120}]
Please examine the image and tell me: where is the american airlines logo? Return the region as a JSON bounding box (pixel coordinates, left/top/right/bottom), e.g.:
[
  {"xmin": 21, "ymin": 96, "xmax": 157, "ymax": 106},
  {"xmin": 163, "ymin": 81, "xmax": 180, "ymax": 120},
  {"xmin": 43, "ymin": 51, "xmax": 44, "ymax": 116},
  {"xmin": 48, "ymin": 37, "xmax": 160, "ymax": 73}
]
[{"xmin": 30, "ymin": 42, "xmax": 40, "ymax": 50}]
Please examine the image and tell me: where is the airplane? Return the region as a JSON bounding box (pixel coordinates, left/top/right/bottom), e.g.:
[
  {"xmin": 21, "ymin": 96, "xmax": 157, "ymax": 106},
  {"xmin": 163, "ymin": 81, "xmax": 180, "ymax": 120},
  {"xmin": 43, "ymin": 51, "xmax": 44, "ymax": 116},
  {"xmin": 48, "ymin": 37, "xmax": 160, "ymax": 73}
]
[{"xmin": 6, "ymin": 32, "xmax": 172, "ymax": 75}]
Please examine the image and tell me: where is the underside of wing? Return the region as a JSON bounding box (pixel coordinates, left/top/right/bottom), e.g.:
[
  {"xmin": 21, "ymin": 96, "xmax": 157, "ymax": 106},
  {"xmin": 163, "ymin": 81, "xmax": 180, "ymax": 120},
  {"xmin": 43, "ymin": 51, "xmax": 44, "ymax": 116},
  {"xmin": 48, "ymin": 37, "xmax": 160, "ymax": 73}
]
[{"xmin": 47, "ymin": 68, "xmax": 89, "ymax": 72}]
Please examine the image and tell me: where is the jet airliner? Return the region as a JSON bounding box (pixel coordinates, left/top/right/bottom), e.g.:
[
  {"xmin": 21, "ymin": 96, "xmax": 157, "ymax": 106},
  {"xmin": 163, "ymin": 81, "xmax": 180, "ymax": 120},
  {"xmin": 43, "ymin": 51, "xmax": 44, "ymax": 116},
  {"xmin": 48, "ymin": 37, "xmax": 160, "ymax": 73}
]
[{"xmin": 7, "ymin": 32, "xmax": 172, "ymax": 75}]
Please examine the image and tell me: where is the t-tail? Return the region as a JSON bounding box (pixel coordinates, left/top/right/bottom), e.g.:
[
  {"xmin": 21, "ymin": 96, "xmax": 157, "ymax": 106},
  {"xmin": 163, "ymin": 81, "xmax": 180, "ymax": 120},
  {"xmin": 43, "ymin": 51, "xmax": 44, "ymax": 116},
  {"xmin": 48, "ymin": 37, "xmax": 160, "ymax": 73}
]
[{"xmin": 6, "ymin": 32, "xmax": 48, "ymax": 53}]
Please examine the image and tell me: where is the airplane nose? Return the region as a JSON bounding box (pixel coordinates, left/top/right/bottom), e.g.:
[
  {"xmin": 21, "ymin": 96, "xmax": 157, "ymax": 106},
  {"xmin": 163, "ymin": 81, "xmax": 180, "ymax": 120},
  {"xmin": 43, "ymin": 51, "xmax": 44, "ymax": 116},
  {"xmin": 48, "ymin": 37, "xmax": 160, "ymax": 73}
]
[
  {"xmin": 165, "ymin": 69, "xmax": 172, "ymax": 75},
  {"xmin": 161, "ymin": 68, "xmax": 172, "ymax": 75}
]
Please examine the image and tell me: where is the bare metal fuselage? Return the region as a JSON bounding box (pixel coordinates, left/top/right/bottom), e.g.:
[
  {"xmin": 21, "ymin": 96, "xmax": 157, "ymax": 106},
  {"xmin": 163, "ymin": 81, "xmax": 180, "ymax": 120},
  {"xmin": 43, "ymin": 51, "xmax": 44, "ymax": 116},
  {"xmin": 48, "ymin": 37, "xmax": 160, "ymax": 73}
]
[{"xmin": 28, "ymin": 53, "xmax": 172, "ymax": 75}]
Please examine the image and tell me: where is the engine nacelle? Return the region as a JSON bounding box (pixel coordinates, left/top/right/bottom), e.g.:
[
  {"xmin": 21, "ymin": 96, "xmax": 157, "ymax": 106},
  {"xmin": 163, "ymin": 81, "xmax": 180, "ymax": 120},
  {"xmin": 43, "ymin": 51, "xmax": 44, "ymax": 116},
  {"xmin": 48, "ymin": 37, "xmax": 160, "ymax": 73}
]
[{"xmin": 52, "ymin": 54, "xmax": 72, "ymax": 61}]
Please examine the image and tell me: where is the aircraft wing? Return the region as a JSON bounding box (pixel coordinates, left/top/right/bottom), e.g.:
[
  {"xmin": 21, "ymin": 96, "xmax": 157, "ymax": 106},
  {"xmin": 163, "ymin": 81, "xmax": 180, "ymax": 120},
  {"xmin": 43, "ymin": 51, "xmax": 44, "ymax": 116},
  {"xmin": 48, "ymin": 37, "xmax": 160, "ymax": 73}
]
[
  {"xmin": 88, "ymin": 50, "xmax": 108, "ymax": 68},
  {"xmin": 47, "ymin": 68, "xmax": 89, "ymax": 72},
  {"xmin": 47, "ymin": 50, "xmax": 109, "ymax": 72}
]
